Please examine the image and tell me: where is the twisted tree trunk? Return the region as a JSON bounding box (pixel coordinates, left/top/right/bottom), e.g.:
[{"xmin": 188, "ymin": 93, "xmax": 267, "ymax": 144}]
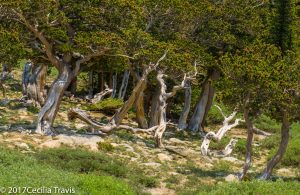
[
  {"xmin": 259, "ymin": 111, "xmax": 290, "ymax": 180},
  {"xmin": 36, "ymin": 64, "xmax": 75, "ymax": 135},
  {"xmin": 27, "ymin": 64, "xmax": 47, "ymax": 106}
]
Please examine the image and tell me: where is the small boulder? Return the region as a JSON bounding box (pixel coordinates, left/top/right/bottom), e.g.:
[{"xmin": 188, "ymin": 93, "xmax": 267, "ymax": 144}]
[
  {"xmin": 157, "ymin": 153, "xmax": 172, "ymax": 162},
  {"xmin": 225, "ymin": 174, "xmax": 238, "ymax": 182}
]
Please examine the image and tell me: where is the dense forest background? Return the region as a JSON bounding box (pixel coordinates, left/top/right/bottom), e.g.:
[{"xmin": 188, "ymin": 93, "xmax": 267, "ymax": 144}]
[{"xmin": 0, "ymin": 0, "xmax": 299, "ymax": 194}]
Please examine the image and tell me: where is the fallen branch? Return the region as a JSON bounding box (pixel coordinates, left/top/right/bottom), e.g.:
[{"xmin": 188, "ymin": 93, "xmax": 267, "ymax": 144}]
[{"xmin": 68, "ymin": 108, "xmax": 157, "ymax": 134}]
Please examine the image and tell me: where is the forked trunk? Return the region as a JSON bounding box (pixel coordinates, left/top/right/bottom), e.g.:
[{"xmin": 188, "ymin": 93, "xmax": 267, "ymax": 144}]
[
  {"xmin": 36, "ymin": 65, "xmax": 74, "ymax": 135},
  {"xmin": 27, "ymin": 64, "xmax": 47, "ymax": 106},
  {"xmin": 239, "ymin": 106, "xmax": 254, "ymax": 180},
  {"xmin": 259, "ymin": 111, "xmax": 290, "ymax": 180},
  {"xmin": 178, "ymin": 80, "xmax": 191, "ymax": 130},
  {"xmin": 111, "ymin": 64, "xmax": 158, "ymax": 126}
]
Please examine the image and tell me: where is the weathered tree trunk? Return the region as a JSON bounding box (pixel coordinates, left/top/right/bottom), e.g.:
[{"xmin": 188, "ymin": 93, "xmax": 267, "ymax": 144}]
[
  {"xmin": 111, "ymin": 73, "xmax": 117, "ymax": 98},
  {"xmin": 149, "ymin": 88, "xmax": 161, "ymax": 127},
  {"xmin": 188, "ymin": 69, "xmax": 219, "ymax": 133},
  {"xmin": 135, "ymin": 80, "xmax": 148, "ymax": 128},
  {"xmin": 22, "ymin": 61, "xmax": 32, "ymax": 95},
  {"xmin": 68, "ymin": 108, "xmax": 157, "ymax": 134},
  {"xmin": 187, "ymin": 78, "xmax": 210, "ymax": 133},
  {"xmin": 118, "ymin": 70, "xmax": 130, "ymax": 100},
  {"xmin": 239, "ymin": 104, "xmax": 254, "ymax": 180},
  {"xmin": 178, "ymin": 80, "xmax": 191, "ymax": 130},
  {"xmin": 154, "ymin": 72, "xmax": 190, "ymax": 147},
  {"xmin": 27, "ymin": 64, "xmax": 47, "ymax": 106},
  {"xmin": 36, "ymin": 64, "xmax": 75, "ymax": 135},
  {"xmin": 259, "ymin": 111, "xmax": 290, "ymax": 180}
]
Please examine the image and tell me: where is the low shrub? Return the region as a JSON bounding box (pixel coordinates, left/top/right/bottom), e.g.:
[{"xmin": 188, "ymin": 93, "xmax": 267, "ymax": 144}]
[
  {"xmin": 86, "ymin": 98, "xmax": 123, "ymax": 114},
  {"xmin": 254, "ymin": 114, "xmax": 281, "ymax": 133},
  {"xmin": 180, "ymin": 180, "xmax": 300, "ymax": 195}
]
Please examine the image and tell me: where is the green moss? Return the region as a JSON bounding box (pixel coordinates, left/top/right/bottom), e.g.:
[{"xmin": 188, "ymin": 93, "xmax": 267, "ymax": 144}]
[{"xmin": 97, "ymin": 141, "xmax": 114, "ymax": 152}]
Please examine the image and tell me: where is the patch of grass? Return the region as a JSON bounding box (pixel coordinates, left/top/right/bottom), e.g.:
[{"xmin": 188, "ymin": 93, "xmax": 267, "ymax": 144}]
[
  {"xmin": 86, "ymin": 98, "xmax": 123, "ymax": 114},
  {"xmin": 0, "ymin": 145, "xmax": 135, "ymax": 194},
  {"xmin": 212, "ymin": 160, "xmax": 233, "ymax": 172},
  {"xmin": 33, "ymin": 147, "xmax": 158, "ymax": 189},
  {"xmin": 254, "ymin": 114, "xmax": 281, "ymax": 133},
  {"xmin": 261, "ymin": 134, "xmax": 280, "ymax": 150},
  {"xmin": 179, "ymin": 180, "xmax": 300, "ymax": 195}
]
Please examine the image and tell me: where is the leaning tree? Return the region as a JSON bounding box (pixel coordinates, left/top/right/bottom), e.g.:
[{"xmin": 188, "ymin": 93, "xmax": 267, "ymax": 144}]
[{"xmin": 0, "ymin": 0, "xmax": 142, "ymax": 135}]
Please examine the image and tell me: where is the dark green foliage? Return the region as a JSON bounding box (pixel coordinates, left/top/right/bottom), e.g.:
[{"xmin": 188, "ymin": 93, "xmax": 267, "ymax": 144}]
[{"xmin": 86, "ymin": 98, "xmax": 123, "ymax": 114}]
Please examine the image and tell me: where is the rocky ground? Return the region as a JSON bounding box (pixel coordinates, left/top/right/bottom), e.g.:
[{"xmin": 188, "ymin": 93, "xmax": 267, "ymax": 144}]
[{"xmin": 0, "ymin": 69, "xmax": 299, "ymax": 194}]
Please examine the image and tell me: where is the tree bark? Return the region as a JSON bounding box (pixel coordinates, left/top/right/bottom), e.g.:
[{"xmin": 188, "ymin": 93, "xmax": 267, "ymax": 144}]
[
  {"xmin": 27, "ymin": 64, "xmax": 47, "ymax": 106},
  {"xmin": 118, "ymin": 70, "xmax": 130, "ymax": 100},
  {"xmin": 239, "ymin": 103, "xmax": 254, "ymax": 180},
  {"xmin": 149, "ymin": 87, "xmax": 161, "ymax": 127},
  {"xmin": 36, "ymin": 64, "xmax": 75, "ymax": 135},
  {"xmin": 135, "ymin": 80, "xmax": 148, "ymax": 128},
  {"xmin": 187, "ymin": 78, "xmax": 210, "ymax": 133},
  {"xmin": 259, "ymin": 111, "xmax": 290, "ymax": 180},
  {"xmin": 178, "ymin": 80, "xmax": 191, "ymax": 130}
]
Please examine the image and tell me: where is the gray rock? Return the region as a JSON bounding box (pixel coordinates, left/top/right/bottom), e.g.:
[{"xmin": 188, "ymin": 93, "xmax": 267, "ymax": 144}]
[{"xmin": 157, "ymin": 153, "xmax": 172, "ymax": 162}]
